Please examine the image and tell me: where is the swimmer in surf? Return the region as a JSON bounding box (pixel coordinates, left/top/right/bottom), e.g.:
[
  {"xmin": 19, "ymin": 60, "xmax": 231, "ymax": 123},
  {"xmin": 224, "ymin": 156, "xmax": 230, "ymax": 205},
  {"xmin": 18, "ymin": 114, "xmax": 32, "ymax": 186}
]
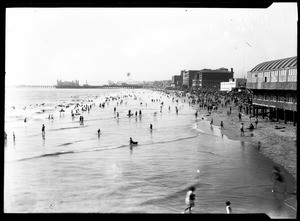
[
  {"xmin": 129, "ymin": 137, "xmax": 138, "ymax": 145},
  {"xmin": 42, "ymin": 124, "xmax": 45, "ymax": 135}
]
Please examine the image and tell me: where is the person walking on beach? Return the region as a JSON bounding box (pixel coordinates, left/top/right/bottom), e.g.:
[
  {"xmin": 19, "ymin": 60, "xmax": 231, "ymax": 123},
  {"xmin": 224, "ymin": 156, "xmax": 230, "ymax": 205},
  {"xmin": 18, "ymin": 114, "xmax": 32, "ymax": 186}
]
[
  {"xmin": 13, "ymin": 132, "xmax": 16, "ymax": 142},
  {"xmin": 150, "ymin": 124, "xmax": 153, "ymax": 130},
  {"xmin": 220, "ymin": 121, "xmax": 224, "ymax": 129},
  {"xmin": 97, "ymin": 129, "xmax": 101, "ymax": 137},
  {"xmin": 240, "ymin": 123, "xmax": 244, "ymax": 137},
  {"xmin": 41, "ymin": 124, "xmax": 45, "ymax": 135},
  {"xmin": 182, "ymin": 186, "xmax": 196, "ymax": 214},
  {"xmin": 271, "ymin": 165, "xmax": 287, "ymax": 193},
  {"xmin": 225, "ymin": 201, "xmax": 232, "ymax": 214},
  {"xmin": 255, "ymin": 117, "xmax": 258, "ymax": 128}
]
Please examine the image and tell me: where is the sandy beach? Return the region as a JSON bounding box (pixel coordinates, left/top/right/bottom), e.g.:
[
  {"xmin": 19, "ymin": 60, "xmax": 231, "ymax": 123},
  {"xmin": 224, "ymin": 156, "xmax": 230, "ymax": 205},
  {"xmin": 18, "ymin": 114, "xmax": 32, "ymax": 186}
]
[
  {"xmin": 192, "ymin": 102, "xmax": 297, "ymax": 214},
  {"xmin": 197, "ymin": 104, "xmax": 297, "ymax": 180}
]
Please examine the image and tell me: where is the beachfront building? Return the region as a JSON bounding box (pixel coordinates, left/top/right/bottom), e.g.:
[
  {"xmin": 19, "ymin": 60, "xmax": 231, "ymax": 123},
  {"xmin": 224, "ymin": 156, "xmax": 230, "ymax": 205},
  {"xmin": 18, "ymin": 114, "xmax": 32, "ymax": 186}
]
[
  {"xmin": 246, "ymin": 56, "xmax": 297, "ymax": 125},
  {"xmin": 182, "ymin": 70, "xmax": 200, "ymax": 88},
  {"xmin": 220, "ymin": 78, "xmax": 247, "ymax": 91},
  {"xmin": 192, "ymin": 68, "xmax": 234, "ymax": 90},
  {"xmin": 171, "ymin": 75, "xmax": 183, "ymax": 88}
]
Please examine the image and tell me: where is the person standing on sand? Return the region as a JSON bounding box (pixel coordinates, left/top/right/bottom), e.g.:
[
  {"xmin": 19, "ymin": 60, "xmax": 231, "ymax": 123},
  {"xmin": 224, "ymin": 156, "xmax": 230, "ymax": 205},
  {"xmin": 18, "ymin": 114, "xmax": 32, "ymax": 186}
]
[
  {"xmin": 255, "ymin": 117, "xmax": 258, "ymax": 128},
  {"xmin": 220, "ymin": 121, "xmax": 224, "ymax": 129},
  {"xmin": 249, "ymin": 123, "xmax": 254, "ymax": 131},
  {"xmin": 240, "ymin": 123, "xmax": 244, "ymax": 137},
  {"xmin": 238, "ymin": 112, "xmax": 242, "ymax": 122},
  {"xmin": 182, "ymin": 186, "xmax": 196, "ymax": 214}
]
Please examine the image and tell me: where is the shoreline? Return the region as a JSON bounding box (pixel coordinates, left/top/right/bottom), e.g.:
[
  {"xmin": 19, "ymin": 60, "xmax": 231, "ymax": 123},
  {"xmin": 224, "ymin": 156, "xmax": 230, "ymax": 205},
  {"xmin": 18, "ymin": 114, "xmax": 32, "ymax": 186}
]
[{"xmin": 193, "ymin": 103, "xmax": 297, "ymax": 181}]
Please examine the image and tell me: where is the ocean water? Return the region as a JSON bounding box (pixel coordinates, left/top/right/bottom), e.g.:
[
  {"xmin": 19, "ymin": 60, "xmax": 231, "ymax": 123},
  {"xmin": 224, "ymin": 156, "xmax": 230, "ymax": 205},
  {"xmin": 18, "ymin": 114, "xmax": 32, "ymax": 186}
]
[{"xmin": 4, "ymin": 88, "xmax": 296, "ymax": 217}]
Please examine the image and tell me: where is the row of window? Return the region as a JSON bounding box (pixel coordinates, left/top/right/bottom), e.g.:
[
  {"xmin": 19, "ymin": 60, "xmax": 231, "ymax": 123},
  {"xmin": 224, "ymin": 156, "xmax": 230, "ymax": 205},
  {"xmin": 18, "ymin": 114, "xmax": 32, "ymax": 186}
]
[
  {"xmin": 247, "ymin": 68, "xmax": 297, "ymax": 83},
  {"xmin": 254, "ymin": 95, "xmax": 296, "ymax": 103}
]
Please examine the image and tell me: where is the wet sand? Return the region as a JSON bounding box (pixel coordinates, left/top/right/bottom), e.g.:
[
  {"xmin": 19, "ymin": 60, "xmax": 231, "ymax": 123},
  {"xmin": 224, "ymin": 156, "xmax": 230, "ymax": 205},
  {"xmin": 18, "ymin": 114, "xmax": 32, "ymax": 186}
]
[
  {"xmin": 197, "ymin": 105, "xmax": 296, "ymax": 179},
  {"xmin": 194, "ymin": 103, "xmax": 297, "ymax": 215}
]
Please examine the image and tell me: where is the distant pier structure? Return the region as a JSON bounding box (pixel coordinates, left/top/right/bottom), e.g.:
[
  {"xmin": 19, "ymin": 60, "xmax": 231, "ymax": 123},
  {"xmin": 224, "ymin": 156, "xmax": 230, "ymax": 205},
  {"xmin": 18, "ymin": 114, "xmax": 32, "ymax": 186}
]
[
  {"xmin": 12, "ymin": 79, "xmax": 145, "ymax": 89},
  {"xmin": 14, "ymin": 84, "xmax": 143, "ymax": 89},
  {"xmin": 15, "ymin": 85, "xmax": 56, "ymax": 88}
]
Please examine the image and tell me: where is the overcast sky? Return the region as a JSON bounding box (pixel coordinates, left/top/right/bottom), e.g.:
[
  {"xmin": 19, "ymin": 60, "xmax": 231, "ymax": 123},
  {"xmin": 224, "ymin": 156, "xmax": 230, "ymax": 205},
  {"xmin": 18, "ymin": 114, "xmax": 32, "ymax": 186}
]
[{"xmin": 5, "ymin": 3, "xmax": 298, "ymax": 86}]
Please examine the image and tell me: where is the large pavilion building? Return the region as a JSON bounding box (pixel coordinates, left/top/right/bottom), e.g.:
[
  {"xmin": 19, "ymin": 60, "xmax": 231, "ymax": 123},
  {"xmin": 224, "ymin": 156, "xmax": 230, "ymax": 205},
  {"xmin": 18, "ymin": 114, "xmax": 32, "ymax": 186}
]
[{"xmin": 246, "ymin": 56, "xmax": 297, "ymax": 125}]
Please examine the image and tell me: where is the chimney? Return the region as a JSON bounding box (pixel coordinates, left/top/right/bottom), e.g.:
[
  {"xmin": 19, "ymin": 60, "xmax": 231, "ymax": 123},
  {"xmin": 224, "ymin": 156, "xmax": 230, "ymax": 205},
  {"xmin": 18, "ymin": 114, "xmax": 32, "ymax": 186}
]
[{"xmin": 231, "ymin": 68, "xmax": 233, "ymax": 73}]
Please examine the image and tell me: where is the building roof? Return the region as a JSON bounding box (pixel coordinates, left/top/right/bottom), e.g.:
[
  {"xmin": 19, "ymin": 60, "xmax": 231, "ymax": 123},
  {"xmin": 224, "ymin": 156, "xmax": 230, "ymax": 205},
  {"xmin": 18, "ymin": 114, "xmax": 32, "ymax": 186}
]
[
  {"xmin": 200, "ymin": 68, "xmax": 230, "ymax": 72},
  {"xmin": 250, "ymin": 56, "xmax": 297, "ymax": 72}
]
